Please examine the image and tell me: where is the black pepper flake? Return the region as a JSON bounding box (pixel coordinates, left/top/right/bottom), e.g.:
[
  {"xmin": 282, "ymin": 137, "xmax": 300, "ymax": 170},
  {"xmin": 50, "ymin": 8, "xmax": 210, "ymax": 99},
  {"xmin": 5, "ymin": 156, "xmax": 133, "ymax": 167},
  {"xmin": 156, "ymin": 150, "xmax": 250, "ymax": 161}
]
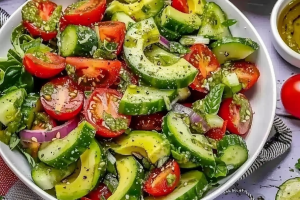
[{"xmin": 83, "ymin": 176, "xmax": 87, "ymax": 179}]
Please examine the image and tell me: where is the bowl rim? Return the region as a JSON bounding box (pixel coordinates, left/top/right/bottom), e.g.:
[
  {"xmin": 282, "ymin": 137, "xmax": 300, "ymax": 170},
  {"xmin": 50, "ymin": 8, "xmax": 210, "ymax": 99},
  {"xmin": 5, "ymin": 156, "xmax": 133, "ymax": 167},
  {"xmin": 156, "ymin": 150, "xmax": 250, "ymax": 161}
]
[
  {"xmin": 0, "ymin": 0, "xmax": 276, "ymax": 200},
  {"xmin": 271, "ymin": 0, "xmax": 300, "ymax": 60}
]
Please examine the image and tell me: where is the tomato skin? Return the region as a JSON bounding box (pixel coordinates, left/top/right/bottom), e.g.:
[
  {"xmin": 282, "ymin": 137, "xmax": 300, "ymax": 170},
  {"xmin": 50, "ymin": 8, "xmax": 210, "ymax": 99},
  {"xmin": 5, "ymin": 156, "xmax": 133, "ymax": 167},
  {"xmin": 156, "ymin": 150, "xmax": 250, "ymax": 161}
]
[
  {"xmin": 172, "ymin": 0, "xmax": 189, "ymax": 13},
  {"xmin": 84, "ymin": 88, "xmax": 131, "ymax": 138},
  {"xmin": 36, "ymin": 0, "xmax": 57, "ymax": 21},
  {"xmin": 232, "ymin": 61, "xmax": 260, "ymax": 91},
  {"xmin": 281, "ymin": 74, "xmax": 300, "ymax": 119},
  {"xmin": 205, "ymin": 121, "xmax": 227, "ymax": 140},
  {"xmin": 144, "ymin": 160, "xmax": 180, "ymax": 197},
  {"xmin": 23, "ymin": 21, "xmax": 57, "ymax": 41},
  {"xmin": 218, "ymin": 94, "xmax": 253, "ymax": 135},
  {"xmin": 23, "ymin": 52, "xmax": 65, "ymax": 79},
  {"xmin": 130, "ymin": 112, "xmax": 165, "ymax": 131},
  {"xmin": 184, "ymin": 44, "xmax": 220, "ymax": 93},
  {"xmin": 63, "ymin": 0, "xmax": 106, "ymax": 26},
  {"xmin": 66, "ymin": 57, "xmax": 121, "ymax": 90},
  {"xmin": 40, "ymin": 77, "xmax": 84, "ymax": 121},
  {"xmin": 85, "ymin": 184, "xmax": 112, "ymax": 200},
  {"xmin": 96, "ymin": 21, "xmax": 126, "ymax": 55}
]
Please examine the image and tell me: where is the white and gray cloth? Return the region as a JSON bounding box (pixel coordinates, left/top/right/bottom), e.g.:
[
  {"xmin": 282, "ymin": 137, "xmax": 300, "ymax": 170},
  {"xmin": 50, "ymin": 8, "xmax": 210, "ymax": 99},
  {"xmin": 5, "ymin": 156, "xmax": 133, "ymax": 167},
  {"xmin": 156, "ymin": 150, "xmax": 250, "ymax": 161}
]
[{"xmin": 0, "ymin": 8, "xmax": 293, "ymax": 200}]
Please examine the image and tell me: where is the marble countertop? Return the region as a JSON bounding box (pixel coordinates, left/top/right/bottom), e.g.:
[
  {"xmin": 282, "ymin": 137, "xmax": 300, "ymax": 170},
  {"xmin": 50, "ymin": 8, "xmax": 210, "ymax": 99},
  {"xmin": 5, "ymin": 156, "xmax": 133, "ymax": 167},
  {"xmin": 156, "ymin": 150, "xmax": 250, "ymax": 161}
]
[{"xmin": 2, "ymin": 0, "xmax": 300, "ymax": 199}]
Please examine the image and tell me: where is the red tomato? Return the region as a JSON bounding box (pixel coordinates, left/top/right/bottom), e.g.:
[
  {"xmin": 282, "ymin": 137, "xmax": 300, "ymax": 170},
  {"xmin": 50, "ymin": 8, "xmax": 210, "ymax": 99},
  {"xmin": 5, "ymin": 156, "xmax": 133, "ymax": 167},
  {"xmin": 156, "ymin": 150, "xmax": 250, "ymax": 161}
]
[
  {"xmin": 23, "ymin": 52, "xmax": 65, "ymax": 79},
  {"xmin": 59, "ymin": 16, "xmax": 69, "ymax": 32},
  {"xmin": 144, "ymin": 160, "xmax": 180, "ymax": 197},
  {"xmin": 84, "ymin": 88, "xmax": 131, "ymax": 138},
  {"xmin": 184, "ymin": 44, "xmax": 220, "ymax": 93},
  {"xmin": 218, "ymin": 94, "xmax": 253, "ymax": 135},
  {"xmin": 205, "ymin": 120, "xmax": 227, "ymax": 140},
  {"xmin": 81, "ymin": 198, "xmax": 91, "ymax": 200},
  {"xmin": 130, "ymin": 112, "xmax": 165, "ymax": 131},
  {"xmin": 66, "ymin": 57, "xmax": 121, "ymax": 90},
  {"xmin": 281, "ymin": 74, "xmax": 300, "ymax": 119},
  {"xmin": 85, "ymin": 184, "xmax": 112, "ymax": 200},
  {"xmin": 232, "ymin": 61, "xmax": 260, "ymax": 91},
  {"xmin": 63, "ymin": 0, "xmax": 106, "ymax": 26},
  {"xmin": 172, "ymin": 0, "xmax": 189, "ymax": 13},
  {"xmin": 22, "ymin": 0, "xmax": 58, "ymax": 40},
  {"xmin": 23, "ymin": 21, "xmax": 57, "ymax": 41},
  {"xmin": 40, "ymin": 77, "xmax": 84, "ymax": 121},
  {"xmin": 96, "ymin": 21, "xmax": 126, "ymax": 55}
]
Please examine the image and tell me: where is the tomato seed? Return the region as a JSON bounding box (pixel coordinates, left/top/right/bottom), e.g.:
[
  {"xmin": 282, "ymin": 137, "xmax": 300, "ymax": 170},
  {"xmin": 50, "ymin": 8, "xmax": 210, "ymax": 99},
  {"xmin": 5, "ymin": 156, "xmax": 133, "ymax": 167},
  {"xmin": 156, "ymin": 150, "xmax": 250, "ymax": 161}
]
[{"xmin": 44, "ymin": 95, "xmax": 52, "ymax": 101}]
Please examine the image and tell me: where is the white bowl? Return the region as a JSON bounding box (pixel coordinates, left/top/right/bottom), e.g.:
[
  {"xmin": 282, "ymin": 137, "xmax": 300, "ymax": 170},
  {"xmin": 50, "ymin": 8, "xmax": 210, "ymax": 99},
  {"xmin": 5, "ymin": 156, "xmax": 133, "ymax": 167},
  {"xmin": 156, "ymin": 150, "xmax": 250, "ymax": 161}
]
[
  {"xmin": 0, "ymin": 0, "xmax": 276, "ymax": 199},
  {"xmin": 271, "ymin": 0, "xmax": 300, "ymax": 68}
]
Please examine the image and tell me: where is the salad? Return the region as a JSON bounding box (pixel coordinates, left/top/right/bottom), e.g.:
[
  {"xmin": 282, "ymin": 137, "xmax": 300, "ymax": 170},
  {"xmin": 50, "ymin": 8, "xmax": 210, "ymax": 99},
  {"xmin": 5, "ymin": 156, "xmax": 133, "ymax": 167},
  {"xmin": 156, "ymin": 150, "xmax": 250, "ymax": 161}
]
[{"xmin": 0, "ymin": 0, "xmax": 261, "ymax": 200}]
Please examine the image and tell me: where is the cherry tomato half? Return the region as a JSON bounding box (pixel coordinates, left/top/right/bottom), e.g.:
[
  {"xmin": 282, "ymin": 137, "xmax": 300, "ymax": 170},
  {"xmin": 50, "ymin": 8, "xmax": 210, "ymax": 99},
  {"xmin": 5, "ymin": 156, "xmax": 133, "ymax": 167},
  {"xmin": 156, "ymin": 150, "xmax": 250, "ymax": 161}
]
[
  {"xmin": 184, "ymin": 44, "xmax": 220, "ymax": 93},
  {"xmin": 130, "ymin": 112, "xmax": 165, "ymax": 131},
  {"xmin": 96, "ymin": 21, "xmax": 126, "ymax": 55},
  {"xmin": 144, "ymin": 160, "xmax": 180, "ymax": 197},
  {"xmin": 218, "ymin": 94, "xmax": 253, "ymax": 135},
  {"xmin": 85, "ymin": 184, "xmax": 112, "ymax": 200},
  {"xmin": 232, "ymin": 61, "xmax": 260, "ymax": 91},
  {"xmin": 31, "ymin": 112, "xmax": 57, "ymax": 131},
  {"xmin": 281, "ymin": 74, "xmax": 300, "ymax": 119},
  {"xmin": 84, "ymin": 88, "xmax": 131, "ymax": 138},
  {"xmin": 22, "ymin": 0, "xmax": 59, "ymax": 40},
  {"xmin": 63, "ymin": 0, "xmax": 106, "ymax": 26},
  {"xmin": 66, "ymin": 57, "xmax": 121, "ymax": 90},
  {"xmin": 23, "ymin": 52, "xmax": 65, "ymax": 79},
  {"xmin": 205, "ymin": 120, "xmax": 227, "ymax": 140},
  {"xmin": 172, "ymin": 0, "xmax": 189, "ymax": 13},
  {"xmin": 40, "ymin": 77, "xmax": 84, "ymax": 121}
]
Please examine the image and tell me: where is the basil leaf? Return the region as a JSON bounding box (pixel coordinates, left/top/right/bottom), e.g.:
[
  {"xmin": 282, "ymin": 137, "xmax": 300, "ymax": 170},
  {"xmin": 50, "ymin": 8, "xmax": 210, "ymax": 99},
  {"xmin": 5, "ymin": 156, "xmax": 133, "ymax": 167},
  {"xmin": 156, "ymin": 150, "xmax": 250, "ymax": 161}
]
[
  {"xmin": 169, "ymin": 41, "xmax": 190, "ymax": 54},
  {"xmin": 204, "ymin": 84, "xmax": 225, "ymax": 114},
  {"xmin": 17, "ymin": 145, "xmax": 36, "ymax": 168},
  {"xmin": 9, "ymin": 133, "xmax": 20, "ymax": 150},
  {"xmin": 222, "ymin": 19, "xmax": 237, "ymax": 27}
]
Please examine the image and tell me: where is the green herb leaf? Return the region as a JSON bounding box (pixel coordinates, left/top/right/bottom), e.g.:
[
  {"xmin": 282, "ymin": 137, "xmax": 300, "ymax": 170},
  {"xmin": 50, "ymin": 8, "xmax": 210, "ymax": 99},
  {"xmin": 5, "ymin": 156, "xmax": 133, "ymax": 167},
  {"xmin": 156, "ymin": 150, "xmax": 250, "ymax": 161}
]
[
  {"xmin": 222, "ymin": 19, "xmax": 237, "ymax": 27},
  {"xmin": 103, "ymin": 111, "xmax": 129, "ymax": 132},
  {"xmin": 169, "ymin": 41, "xmax": 190, "ymax": 54},
  {"xmin": 104, "ymin": 174, "xmax": 119, "ymax": 193},
  {"xmin": 17, "ymin": 145, "xmax": 36, "ymax": 168},
  {"xmin": 9, "ymin": 133, "xmax": 20, "ymax": 150},
  {"xmin": 84, "ymin": 91, "xmax": 92, "ymax": 99},
  {"xmin": 295, "ymin": 159, "xmax": 300, "ymax": 170},
  {"xmin": 94, "ymin": 40, "xmax": 118, "ymax": 60}
]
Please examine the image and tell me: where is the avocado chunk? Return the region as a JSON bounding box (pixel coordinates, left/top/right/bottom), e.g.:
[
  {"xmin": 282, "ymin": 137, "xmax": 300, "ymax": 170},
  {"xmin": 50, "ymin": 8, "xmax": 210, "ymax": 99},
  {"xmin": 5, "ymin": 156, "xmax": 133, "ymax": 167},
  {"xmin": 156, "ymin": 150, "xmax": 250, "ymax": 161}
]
[
  {"xmin": 123, "ymin": 18, "xmax": 198, "ymax": 89},
  {"xmin": 108, "ymin": 156, "xmax": 144, "ymax": 200},
  {"xmin": 111, "ymin": 131, "xmax": 171, "ymax": 164},
  {"xmin": 55, "ymin": 140, "xmax": 106, "ymax": 200},
  {"xmin": 0, "ymin": 88, "xmax": 27, "ymax": 126},
  {"xmin": 106, "ymin": 0, "xmax": 164, "ymax": 21},
  {"xmin": 161, "ymin": 6, "xmax": 202, "ymax": 35}
]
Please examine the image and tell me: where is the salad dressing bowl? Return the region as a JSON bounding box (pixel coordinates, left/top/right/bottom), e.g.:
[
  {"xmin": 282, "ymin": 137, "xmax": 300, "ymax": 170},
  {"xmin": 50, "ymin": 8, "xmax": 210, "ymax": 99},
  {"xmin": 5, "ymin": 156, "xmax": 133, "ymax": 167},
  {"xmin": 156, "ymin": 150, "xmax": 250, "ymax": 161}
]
[{"xmin": 0, "ymin": 0, "xmax": 276, "ymax": 199}]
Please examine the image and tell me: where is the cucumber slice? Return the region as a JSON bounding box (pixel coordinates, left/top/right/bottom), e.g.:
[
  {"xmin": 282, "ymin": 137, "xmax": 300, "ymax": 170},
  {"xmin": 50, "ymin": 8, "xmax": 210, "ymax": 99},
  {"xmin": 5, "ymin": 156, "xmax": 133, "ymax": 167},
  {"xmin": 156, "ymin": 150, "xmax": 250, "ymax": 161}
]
[
  {"xmin": 198, "ymin": 2, "xmax": 232, "ymax": 40},
  {"xmin": 108, "ymin": 156, "xmax": 145, "ymax": 200},
  {"xmin": 38, "ymin": 121, "xmax": 96, "ymax": 169},
  {"xmin": 211, "ymin": 37, "xmax": 259, "ymax": 64},
  {"xmin": 161, "ymin": 6, "xmax": 202, "ymax": 35},
  {"xmin": 154, "ymin": 13, "xmax": 181, "ymax": 41},
  {"xmin": 144, "ymin": 45, "xmax": 180, "ymax": 66},
  {"xmin": 111, "ymin": 12, "xmax": 135, "ymax": 30},
  {"xmin": 111, "ymin": 130, "xmax": 170, "ymax": 164},
  {"xmin": 32, "ymin": 162, "xmax": 76, "ymax": 190},
  {"xmin": 55, "ymin": 140, "xmax": 106, "ymax": 200},
  {"xmin": 276, "ymin": 178, "xmax": 300, "ymax": 200},
  {"xmin": 106, "ymin": 0, "xmax": 164, "ymax": 21},
  {"xmin": 123, "ymin": 18, "xmax": 198, "ymax": 89},
  {"xmin": 21, "ymin": 94, "xmax": 42, "ymax": 129},
  {"xmin": 60, "ymin": 25, "xmax": 98, "ymax": 57},
  {"xmin": 163, "ymin": 111, "xmax": 215, "ymax": 168},
  {"xmin": 0, "ymin": 88, "xmax": 27, "ymax": 126},
  {"xmin": 145, "ymin": 171, "xmax": 208, "ymax": 200},
  {"xmin": 221, "ymin": 70, "xmax": 243, "ymax": 94},
  {"xmin": 217, "ymin": 135, "xmax": 248, "ymax": 170},
  {"xmin": 119, "ymin": 85, "xmax": 177, "ymax": 115},
  {"xmin": 205, "ymin": 114, "xmax": 224, "ymax": 129},
  {"xmin": 179, "ymin": 35, "xmax": 210, "ymax": 46}
]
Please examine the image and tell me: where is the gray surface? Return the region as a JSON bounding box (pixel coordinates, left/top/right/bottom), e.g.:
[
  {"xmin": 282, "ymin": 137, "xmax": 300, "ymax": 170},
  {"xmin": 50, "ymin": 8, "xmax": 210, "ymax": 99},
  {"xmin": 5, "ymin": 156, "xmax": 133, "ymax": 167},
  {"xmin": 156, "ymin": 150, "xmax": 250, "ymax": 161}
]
[{"xmin": 2, "ymin": 0, "xmax": 300, "ymax": 199}]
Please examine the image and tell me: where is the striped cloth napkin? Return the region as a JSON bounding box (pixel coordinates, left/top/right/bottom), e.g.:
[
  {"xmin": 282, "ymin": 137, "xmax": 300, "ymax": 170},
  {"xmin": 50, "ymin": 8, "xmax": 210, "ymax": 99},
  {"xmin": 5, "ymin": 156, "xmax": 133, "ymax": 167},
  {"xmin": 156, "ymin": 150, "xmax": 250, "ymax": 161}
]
[{"xmin": 0, "ymin": 6, "xmax": 293, "ymax": 200}]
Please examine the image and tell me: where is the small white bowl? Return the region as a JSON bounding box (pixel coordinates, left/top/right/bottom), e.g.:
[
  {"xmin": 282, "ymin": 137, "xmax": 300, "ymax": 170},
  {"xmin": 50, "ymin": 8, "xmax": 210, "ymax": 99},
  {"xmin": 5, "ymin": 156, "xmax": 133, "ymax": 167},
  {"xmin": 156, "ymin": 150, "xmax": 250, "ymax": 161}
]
[{"xmin": 271, "ymin": 0, "xmax": 300, "ymax": 68}]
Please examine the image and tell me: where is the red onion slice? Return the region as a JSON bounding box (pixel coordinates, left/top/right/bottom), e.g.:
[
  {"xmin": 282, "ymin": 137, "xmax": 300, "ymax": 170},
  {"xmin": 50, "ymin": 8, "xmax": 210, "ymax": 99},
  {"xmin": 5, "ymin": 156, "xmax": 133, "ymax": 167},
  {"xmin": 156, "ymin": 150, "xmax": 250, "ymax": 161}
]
[
  {"xmin": 159, "ymin": 36, "xmax": 170, "ymax": 50},
  {"xmin": 172, "ymin": 103, "xmax": 209, "ymax": 132},
  {"xmin": 20, "ymin": 118, "xmax": 80, "ymax": 143}
]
